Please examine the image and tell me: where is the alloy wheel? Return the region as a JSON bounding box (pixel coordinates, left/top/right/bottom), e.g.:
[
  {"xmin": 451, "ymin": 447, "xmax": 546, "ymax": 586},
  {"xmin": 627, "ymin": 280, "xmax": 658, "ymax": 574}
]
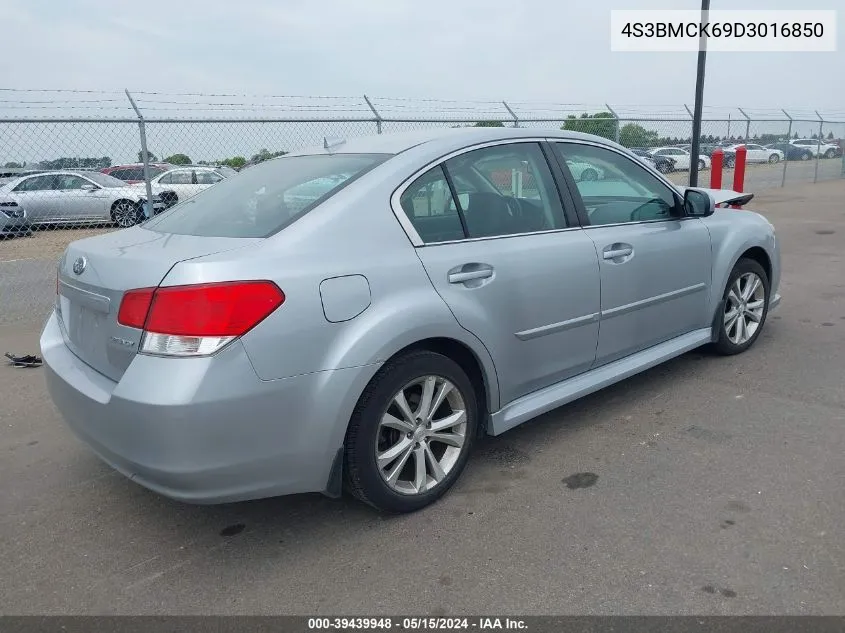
[
  {"xmin": 113, "ymin": 201, "xmax": 139, "ymax": 228},
  {"xmin": 375, "ymin": 375, "xmax": 467, "ymax": 495},
  {"xmin": 724, "ymin": 272, "xmax": 766, "ymax": 345}
]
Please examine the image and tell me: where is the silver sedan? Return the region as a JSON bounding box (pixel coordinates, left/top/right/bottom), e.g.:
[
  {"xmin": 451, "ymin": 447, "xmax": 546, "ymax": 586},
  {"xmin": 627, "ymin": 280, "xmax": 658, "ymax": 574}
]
[
  {"xmin": 42, "ymin": 128, "xmax": 781, "ymax": 513},
  {"xmin": 0, "ymin": 170, "xmax": 164, "ymax": 227}
]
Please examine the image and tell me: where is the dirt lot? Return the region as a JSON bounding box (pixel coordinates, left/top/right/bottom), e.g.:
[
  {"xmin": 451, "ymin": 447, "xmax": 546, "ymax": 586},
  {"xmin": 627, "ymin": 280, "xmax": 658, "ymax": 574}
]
[{"xmin": 1, "ymin": 180, "xmax": 844, "ymax": 616}]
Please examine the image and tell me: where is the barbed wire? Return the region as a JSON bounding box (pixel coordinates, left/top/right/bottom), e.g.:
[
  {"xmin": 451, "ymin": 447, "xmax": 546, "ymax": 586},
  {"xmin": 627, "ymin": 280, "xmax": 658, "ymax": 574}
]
[{"xmin": 0, "ymin": 89, "xmax": 842, "ymax": 122}]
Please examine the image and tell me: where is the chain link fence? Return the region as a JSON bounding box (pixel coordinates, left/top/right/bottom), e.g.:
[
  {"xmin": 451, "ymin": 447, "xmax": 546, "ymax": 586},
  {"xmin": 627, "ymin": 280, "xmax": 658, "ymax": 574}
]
[{"xmin": 1, "ymin": 92, "xmax": 844, "ymax": 327}]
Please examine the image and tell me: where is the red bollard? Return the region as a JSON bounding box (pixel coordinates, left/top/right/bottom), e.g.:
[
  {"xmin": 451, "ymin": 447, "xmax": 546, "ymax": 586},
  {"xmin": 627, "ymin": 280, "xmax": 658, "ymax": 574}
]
[
  {"xmin": 710, "ymin": 148, "xmax": 723, "ymax": 189},
  {"xmin": 730, "ymin": 145, "xmax": 747, "ymax": 208},
  {"xmin": 732, "ymin": 145, "xmax": 747, "ymax": 193}
]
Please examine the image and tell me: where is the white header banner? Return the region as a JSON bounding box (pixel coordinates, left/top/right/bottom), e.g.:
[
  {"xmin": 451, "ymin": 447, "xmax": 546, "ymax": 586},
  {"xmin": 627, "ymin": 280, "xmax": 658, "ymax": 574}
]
[{"xmin": 611, "ymin": 10, "xmax": 837, "ymax": 52}]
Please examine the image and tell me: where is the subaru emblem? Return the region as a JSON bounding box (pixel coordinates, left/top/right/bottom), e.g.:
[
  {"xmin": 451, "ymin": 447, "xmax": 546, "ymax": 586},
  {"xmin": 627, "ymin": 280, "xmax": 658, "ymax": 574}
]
[{"xmin": 72, "ymin": 256, "xmax": 87, "ymax": 275}]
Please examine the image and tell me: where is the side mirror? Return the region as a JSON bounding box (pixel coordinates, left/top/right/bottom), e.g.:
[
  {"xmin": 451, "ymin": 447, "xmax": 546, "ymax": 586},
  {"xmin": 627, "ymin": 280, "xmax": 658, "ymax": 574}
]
[
  {"xmin": 81, "ymin": 183, "xmax": 98, "ymax": 192},
  {"xmin": 683, "ymin": 188, "xmax": 715, "ymax": 217}
]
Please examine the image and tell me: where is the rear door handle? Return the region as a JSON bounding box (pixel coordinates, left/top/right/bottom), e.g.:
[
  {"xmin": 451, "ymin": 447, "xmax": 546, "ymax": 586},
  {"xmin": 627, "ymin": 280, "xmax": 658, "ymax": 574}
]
[
  {"xmin": 448, "ymin": 268, "xmax": 494, "ymax": 284},
  {"xmin": 602, "ymin": 244, "xmax": 633, "ymax": 260}
]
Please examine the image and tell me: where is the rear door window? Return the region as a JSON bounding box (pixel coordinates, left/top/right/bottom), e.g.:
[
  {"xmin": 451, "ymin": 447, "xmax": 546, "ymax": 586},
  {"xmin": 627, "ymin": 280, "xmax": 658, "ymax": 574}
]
[{"xmin": 144, "ymin": 153, "xmax": 389, "ymax": 238}]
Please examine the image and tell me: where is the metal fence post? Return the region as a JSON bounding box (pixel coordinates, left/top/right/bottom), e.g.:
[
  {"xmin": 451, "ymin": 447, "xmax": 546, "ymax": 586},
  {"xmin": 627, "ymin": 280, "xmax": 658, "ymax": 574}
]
[
  {"xmin": 814, "ymin": 110, "xmax": 823, "ymax": 183},
  {"xmin": 727, "ymin": 113, "xmax": 731, "ymax": 140},
  {"xmin": 124, "ymin": 89, "xmax": 154, "ymax": 220},
  {"xmin": 363, "ymin": 95, "xmax": 382, "ymax": 134},
  {"xmin": 737, "ymin": 107, "xmax": 751, "ymax": 142},
  {"xmin": 502, "ymin": 101, "xmax": 519, "ymax": 128},
  {"xmin": 781, "ymin": 109, "xmax": 792, "ymax": 188},
  {"xmin": 606, "ymin": 103, "xmax": 620, "ymax": 144}
]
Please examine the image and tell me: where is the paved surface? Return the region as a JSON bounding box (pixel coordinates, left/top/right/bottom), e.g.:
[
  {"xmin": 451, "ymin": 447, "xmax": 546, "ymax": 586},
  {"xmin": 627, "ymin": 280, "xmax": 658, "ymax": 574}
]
[{"xmin": 1, "ymin": 180, "xmax": 844, "ymax": 615}]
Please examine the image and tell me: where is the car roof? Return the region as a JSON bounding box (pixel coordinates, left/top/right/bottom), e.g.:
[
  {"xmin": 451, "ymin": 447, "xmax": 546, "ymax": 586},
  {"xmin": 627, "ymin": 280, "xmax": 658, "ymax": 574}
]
[{"xmin": 283, "ymin": 127, "xmax": 632, "ymax": 158}]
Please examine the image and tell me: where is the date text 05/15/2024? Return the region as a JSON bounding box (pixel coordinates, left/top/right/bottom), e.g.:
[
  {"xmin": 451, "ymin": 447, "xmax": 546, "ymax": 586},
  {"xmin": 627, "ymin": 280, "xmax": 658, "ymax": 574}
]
[{"xmin": 307, "ymin": 617, "xmax": 528, "ymax": 630}]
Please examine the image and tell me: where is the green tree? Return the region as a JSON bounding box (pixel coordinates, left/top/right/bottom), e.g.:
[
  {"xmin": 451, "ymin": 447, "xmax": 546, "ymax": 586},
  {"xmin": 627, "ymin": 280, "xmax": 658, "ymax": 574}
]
[
  {"xmin": 561, "ymin": 112, "xmax": 616, "ymax": 140},
  {"xmin": 138, "ymin": 150, "xmax": 158, "ymax": 162},
  {"xmin": 250, "ymin": 148, "xmax": 287, "ymax": 164},
  {"xmin": 827, "ymin": 131, "xmax": 835, "ymax": 140},
  {"xmin": 473, "ymin": 120, "xmax": 505, "ymax": 127},
  {"xmin": 220, "ymin": 156, "xmax": 247, "ymax": 170},
  {"xmin": 618, "ymin": 123, "xmax": 658, "ymax": 148},
  {"xmin": 4, "ymin": 161, "xmax": 22, "ymax": 168},
  {"xmin": 164, "ymin": 153, "xmax": 192, "ymax": 165}
]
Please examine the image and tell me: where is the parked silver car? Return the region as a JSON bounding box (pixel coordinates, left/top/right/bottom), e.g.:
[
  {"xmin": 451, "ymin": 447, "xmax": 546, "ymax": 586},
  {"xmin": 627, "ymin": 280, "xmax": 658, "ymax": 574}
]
[
  {"xmin": 42, "ymin": 128, "xmax": 781, "ymax": 513},
  {"xmin": 133, "ymin": 165, "xmax": 238, "ymax": 208},
  {"xmin": 0, "ymin": 171, "xmax": 164, "ymax": 227}
]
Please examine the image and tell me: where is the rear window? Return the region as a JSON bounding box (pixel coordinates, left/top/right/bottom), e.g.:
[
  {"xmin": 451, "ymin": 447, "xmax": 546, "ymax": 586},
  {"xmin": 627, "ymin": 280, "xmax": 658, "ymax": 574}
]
[{"xmin": 143, "ymin": 153, "xmax": 389, "ymax": 238}]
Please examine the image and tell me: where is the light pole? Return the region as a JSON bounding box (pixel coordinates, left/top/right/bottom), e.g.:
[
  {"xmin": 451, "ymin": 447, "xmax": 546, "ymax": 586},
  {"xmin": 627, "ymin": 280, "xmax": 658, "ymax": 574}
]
[{"xmin": 689, "ymin": 0, "xmax": 710, "ymax": 187}]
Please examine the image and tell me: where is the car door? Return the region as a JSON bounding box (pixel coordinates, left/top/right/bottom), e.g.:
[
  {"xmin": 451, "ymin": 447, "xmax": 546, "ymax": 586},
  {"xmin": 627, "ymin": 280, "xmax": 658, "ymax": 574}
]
[
  {"xmin": 397, "ymin": 141, "xmax": 601, "ymax": 406},
  {"xmin": 195, "ymin": 169, "xmax": 225, "ymax": 194},
  {"xmin": 55, "ymin": 174, "xmax": 108, "ymax": 219},
  {"xmin": 166, "ymin": 169, "xmax": 200, "ymax": 199},
  {"xmin": 9, "ymin": 175, "xmax": 57, "ymax": 222},
  {"xmin": 745, "ymin": 144, "xmax": 764, "ymax": 162},
  {"xmin": 552, "ymin": 141, "xmax": 712, "ymax": 366},
  {"xmin": 672, "ymin": 149, "xmax": 691, "ymax": 170}
]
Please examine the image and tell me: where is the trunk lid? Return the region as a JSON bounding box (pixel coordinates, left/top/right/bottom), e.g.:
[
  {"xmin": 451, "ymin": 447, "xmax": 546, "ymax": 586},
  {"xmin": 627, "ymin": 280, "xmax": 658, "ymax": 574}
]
[{"xmin": 57, "ymin": 226, "xmax": 260, "ymax": 381}]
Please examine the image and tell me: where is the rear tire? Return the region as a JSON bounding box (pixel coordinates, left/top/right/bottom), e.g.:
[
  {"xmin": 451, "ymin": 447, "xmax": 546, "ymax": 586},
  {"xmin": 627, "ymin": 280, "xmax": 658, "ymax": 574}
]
[
  {"xmin": 824, "ymin": 149, "xmax": 835, "ymax": 159},
  {"xmin": 698, "ymin": 159, "xmax": 706, "ymax": 170},
  {"xmin": 344, "ymin": 350, "xmax": 478, "ymax": 513},
  {"xmin": 581, "ymin": 168, "xmax": 598, "ymax": 181},
  {"xmin": 800, "ymin": 152, "xmax": 810, "ymax": 161},
  {"xmin": 712, "ymin": 258, "xmax": 770, "ymax": 356},
  {"xmin": 657, "ymin": 162, "xmax": 672, "ymax": 174}
]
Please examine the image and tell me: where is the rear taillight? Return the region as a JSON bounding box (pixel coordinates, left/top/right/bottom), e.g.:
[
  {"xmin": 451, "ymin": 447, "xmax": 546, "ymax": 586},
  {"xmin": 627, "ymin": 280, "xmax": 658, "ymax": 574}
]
[
  {"xmin": 117, "ymin": 288, "xmax": 156, "ymax": 329},
  {"xmin": 117, "ymin": 281, "xmax": 284, "ymax": 357}
]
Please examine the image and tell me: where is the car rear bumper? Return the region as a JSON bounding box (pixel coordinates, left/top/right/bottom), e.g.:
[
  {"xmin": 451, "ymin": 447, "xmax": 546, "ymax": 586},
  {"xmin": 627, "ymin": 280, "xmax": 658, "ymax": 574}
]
[{"xmin": 41, "ymin": 311, "xmax": 380, "ymax": 504}]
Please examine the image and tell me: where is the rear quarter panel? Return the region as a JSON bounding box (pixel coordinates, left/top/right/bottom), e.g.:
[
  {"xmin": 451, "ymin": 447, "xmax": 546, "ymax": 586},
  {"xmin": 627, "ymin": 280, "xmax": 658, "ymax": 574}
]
[{"xmin": 159, "ymin": 157, "xmax": 502, "ymax": 411}]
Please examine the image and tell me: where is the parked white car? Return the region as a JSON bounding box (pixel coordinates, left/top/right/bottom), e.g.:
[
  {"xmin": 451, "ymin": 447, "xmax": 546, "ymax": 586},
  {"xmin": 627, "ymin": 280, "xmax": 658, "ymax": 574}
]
[
  {"xmin": 649, "ymin": 147, "xmax": 711, "ymax": 171},
  {"xmin": 726, "ymin": 144, "xmax": 784, "ymax": 164},
  {"xmin": 134, "ymin": 166, "xmax": 237, "ymax": 208},
  {"xmin": 789, "ymin": 139, "xmax": 840, "ymax": 159},
  {"xmin": 0, "ymin": 171, "xmax": 164, "ymax": 227},
  {"xmin": 564, "ymin": 159, "xmax": 604, "ymax": 181}
]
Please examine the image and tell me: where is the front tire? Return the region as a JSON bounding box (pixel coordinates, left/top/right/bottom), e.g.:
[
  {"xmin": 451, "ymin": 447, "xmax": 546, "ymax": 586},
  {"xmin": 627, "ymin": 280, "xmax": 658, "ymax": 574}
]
[
  {"xmin": 698, "ymin": 159, "xmax": 706, "ymax": 170},
  {"xmin": 344, "ymin": 350, "xmax": 478, "ymax": 513},
  {"xmin": 713, "ymin": 258, "xmax": 770, "ymax": 356},
  {"xmin": 581, "ymin": 168, "xmax": 598, "ymax": 181},
  {"xmin": 768, "ymin": 154, "xmax": 780, "ymax": 164},
  {"xmin": 657, "ymin": 162, "xmax": 672, "ymax": 174},
  {"xmin": 824, "ymin": 149, "xmax": 835, "ymax": 159},
  {"xmin": 111, "ymin": 200, "xmax": 142, "ymax": 228}
]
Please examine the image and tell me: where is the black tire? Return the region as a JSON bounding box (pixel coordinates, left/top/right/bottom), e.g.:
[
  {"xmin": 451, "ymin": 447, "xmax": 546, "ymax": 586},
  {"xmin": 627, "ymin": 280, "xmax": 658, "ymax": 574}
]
[
  {"xmin": 657, "ymin": 162, "xmax": 672, "ymax": 174},
  {"xmin": 800, "ymin": 152, "xmax": 810, "ymax": 161},
  {"xmin": 344, "ymin": 350, "xmax": 478, "ymax": 513},
  {"xmin": 160, "ymin": 191, "xmax": 179, "ymax": 208},
  {"xmin": 824, "ymin": 149, "xmax": 835, "ymax": 159},
  {"xmin": 768, "ymin": 154, "xmax": 780, "ymax": 164},
  {"xmin": 111, "ymin": 199, "xmax": 142, "ymax": 228},
  {"xmin": 582, "ymin": 168, "xmax": 598, "ymax": 181},
  {"xmin": 712, "ymin": 258, "xmax": 770, "ymax": 356},
  {"xmin": 698, "ymin": 159, "xmax": 706, "ymax": 170}
]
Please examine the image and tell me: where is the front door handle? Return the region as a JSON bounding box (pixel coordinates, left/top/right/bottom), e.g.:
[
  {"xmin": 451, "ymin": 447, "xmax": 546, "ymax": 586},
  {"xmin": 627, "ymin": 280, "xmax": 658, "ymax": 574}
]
[
  {"xmin": 448, "ymin": 268, "xmax": 494, "ymax": 284},
  {"xmin": 602, "ymin": 244, "xmax": 633, "ymax": 261}
]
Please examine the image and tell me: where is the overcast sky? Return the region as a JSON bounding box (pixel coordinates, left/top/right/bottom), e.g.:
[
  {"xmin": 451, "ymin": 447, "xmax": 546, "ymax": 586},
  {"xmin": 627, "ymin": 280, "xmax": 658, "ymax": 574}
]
[{"xmin": 2, "ymin": 0, "xmax": 842, "ymax": 117}]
